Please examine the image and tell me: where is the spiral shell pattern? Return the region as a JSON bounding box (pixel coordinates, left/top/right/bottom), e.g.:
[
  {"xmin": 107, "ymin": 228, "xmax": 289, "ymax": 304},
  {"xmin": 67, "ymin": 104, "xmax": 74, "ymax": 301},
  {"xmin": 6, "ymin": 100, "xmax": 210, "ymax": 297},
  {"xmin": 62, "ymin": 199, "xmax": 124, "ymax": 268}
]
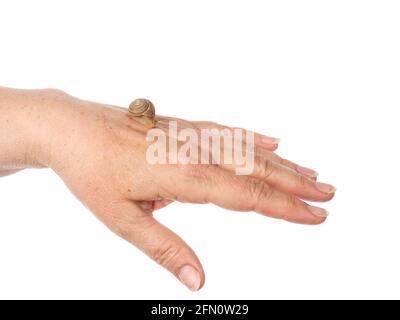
[{"xmin": 128, "ymin": 99, "xmax": 156, "ymax": 127}]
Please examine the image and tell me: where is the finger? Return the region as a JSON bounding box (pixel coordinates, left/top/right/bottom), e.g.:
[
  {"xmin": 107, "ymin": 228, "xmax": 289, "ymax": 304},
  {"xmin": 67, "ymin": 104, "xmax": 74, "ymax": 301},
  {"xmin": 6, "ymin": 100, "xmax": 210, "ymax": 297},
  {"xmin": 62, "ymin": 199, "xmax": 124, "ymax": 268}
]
[
  {"xmin": 195, "ymin": 121, "xmax": 280, "ymax": 151},
  {"xmin": 219, "ymin": 155, "xmax": 334, "ymax": 202},
  {"xmin": 155, "ymin": 116, "xmax": 319, "ymax": 180},
  {"xmin": 156, "ymin": 117, "xmax": 278, "ymax": 152},
  {"xmin": 193, "ymin": 121, "xmax": 321, "ymax": 180},
  {"xmin": 153, "ymin": 118, "xmax": 327, "ymax": 200},
  {"xmin": 153, "ymin": 117, "xmax": 319, "ymax": 184},
  {"xmin": 102, "ymin": 200, "xmax": 204, "ymax": 291},
  {"xmin": 255, "ymin": 149, "xmax": 319, "ymax": 180},
  {"xmin": 164, "ymin": 164, "xmax": 329, "ymax": 225}
]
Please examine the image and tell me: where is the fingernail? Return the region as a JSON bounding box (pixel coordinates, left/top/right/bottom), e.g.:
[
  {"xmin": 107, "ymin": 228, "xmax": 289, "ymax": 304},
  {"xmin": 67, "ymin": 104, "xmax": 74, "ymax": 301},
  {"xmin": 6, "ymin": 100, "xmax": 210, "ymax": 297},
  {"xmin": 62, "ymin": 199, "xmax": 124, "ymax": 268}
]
[
  {"xmin": 296, "ymin": 165, "xmax": 319, "ymax": 178},
  {"xmin": 316, "ymin": 182, "xmax": 337, "ymax": 194},
  {"xmin": 261, "ymin": 135, "xmax": 280, "ymax": 145},
  {"xmin": 308, "ymin": 205, "xmax": 330, "ymax": 218},
  {"xmin": 178, "ymin": 265, "xmax": 201, "ymax": 291}
]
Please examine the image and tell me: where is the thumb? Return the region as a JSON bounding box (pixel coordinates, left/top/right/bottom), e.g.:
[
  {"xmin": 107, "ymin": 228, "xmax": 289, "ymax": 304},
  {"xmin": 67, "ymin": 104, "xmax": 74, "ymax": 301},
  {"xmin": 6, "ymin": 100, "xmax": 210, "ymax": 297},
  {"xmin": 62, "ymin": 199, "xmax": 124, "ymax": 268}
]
[{"xmin": 103, "ymin": 201, "xmax": 205, "ymax": 291}]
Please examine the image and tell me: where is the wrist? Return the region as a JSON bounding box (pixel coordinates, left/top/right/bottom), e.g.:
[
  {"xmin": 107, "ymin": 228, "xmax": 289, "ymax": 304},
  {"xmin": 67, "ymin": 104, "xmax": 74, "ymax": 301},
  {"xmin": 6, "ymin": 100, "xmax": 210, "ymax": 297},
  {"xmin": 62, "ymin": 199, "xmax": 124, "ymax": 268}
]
[{"xmin": 0, "ymin": 87, "xmax": 70, "ymax": 169}]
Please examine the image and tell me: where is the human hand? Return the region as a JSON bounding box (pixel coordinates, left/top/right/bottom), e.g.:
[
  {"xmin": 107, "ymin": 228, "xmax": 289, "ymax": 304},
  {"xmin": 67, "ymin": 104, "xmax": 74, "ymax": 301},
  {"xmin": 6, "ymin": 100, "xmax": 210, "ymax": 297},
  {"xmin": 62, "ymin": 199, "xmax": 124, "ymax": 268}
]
[{"xmin": 0, "ymin": 88, "xmax": 335, "ymax": 291}]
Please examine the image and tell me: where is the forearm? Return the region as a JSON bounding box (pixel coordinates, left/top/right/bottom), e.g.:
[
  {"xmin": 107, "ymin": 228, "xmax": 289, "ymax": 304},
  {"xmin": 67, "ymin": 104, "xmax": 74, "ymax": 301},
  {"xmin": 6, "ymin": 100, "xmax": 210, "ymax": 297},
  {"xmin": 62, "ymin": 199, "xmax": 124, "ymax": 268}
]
[{"xmin": 0, "ymin": 87, "xmax": 59, "ymax": 171}]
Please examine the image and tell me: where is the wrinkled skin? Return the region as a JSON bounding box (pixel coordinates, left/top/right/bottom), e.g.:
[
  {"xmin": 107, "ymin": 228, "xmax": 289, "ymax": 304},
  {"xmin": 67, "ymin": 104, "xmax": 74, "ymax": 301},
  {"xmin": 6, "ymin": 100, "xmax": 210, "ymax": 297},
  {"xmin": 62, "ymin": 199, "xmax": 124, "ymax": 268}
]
[{"xmin": 0, "ymin": 87, "xmax": 335, "ymax": 291}]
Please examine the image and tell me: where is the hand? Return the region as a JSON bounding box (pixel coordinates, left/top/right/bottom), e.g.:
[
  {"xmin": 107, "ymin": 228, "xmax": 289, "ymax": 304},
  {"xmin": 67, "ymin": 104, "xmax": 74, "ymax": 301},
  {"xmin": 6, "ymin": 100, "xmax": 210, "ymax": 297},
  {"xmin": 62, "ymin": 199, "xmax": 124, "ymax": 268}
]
[{"xmin": 0, "ymin": 88, "xmax": 335, "ymax": 291}]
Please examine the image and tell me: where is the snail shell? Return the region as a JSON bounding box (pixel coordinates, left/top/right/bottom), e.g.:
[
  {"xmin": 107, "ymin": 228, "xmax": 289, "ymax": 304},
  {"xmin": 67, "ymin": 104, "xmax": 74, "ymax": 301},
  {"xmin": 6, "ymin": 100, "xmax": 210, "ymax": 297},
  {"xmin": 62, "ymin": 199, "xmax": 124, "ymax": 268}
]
[{"xmin": 128, "ymin": 98, "xmax": 156, "ymax": 127}]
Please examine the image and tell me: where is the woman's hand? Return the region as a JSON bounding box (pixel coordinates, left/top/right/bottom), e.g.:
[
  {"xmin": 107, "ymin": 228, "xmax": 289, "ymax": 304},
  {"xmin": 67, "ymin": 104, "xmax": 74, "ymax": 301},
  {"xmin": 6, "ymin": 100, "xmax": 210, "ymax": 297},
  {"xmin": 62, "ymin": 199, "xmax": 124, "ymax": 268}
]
[{"xmin": 0, "ymin": 88, "xmax": 335, "ymax": 291}]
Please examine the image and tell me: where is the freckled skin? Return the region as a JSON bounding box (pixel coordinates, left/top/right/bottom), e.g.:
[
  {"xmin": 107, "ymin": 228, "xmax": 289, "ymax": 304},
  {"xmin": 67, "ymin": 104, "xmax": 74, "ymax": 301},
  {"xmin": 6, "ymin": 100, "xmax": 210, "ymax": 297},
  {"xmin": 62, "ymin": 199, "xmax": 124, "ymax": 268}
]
[{"xmin": 0, "ymin": 87, "xmax": 335, "ymax": 290}]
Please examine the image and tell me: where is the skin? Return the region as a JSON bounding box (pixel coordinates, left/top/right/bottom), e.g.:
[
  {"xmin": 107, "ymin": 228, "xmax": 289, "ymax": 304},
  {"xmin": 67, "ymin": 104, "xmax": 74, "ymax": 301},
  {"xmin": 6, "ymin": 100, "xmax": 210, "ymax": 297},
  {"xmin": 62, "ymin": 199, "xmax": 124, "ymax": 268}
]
[{"xmin": 0, "ymin": 87, "xmax": 335, "ymax": 291}]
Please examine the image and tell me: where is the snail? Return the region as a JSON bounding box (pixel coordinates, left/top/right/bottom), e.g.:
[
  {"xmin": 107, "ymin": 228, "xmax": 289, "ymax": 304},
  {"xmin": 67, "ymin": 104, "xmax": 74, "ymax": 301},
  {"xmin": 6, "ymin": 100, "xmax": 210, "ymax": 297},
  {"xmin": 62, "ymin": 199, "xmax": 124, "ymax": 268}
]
[{"xmin": 128, "ymin": 98, "xmax": 157, "ymax": 127}]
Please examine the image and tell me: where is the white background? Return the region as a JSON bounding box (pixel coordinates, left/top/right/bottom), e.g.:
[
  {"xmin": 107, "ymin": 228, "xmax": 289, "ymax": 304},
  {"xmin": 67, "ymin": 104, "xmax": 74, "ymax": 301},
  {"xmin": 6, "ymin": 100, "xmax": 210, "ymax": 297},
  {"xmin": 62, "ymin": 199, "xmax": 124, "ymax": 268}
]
[{"xmin": 0, "ymin": 0, "xmax": 399, "ymax": 299}]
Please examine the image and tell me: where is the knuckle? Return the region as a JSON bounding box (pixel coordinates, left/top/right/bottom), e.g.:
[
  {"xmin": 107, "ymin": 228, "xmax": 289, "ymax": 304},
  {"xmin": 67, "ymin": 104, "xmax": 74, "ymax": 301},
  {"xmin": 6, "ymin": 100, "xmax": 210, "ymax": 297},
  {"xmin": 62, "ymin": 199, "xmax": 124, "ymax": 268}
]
[
  {"xmin": 179, "ymin": 164, "xmax": 215, "ymax": 188},
  {"xmin": 112, "ymin": 222, "xmax": 130, "ymax": 239},
  {"xmin": 205, "ymin": 121, "xmax": 220, "ymax": 128},
  {"xmin": 101, "ymin": 203, "xmax": 150, "ymax": 240},
  {"xmin": 152, "ymin": 244, "xmax": 182, "ymax": 268},
  {"xmin": 297, "ymin": 174, "xmax": 308, "ymax": 187},
  {"xmin": 248, "ymin": 178, "xmax": 272, "ymax": 203},
  {"xmin": 177, "ymin": 164, "xmax": 213, "ymax": 204},
  {"xmin": 106, "ymin": 215, "xmax": 135, "ymax": 240},
  {"xmin": 108, "ymin": 217, "xmax": 136, "ymax": 240},
  {"xmin": 179, "ymin": 163, "xmax": 206, "ymax": 178},
  {"xmin": 284, "ymin": 194, "xmax": 298, "ymax": 210},
  {"xmin": 276, "ymin": 195, "xmax": 299, "ymax": 222},
  {"xmin": 195, "ymin": 121, "xmax": 217, "ymax": 129},
  {"xmin": 260, "ymin": 159, "xmax": 274, "ymax": 179}
]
